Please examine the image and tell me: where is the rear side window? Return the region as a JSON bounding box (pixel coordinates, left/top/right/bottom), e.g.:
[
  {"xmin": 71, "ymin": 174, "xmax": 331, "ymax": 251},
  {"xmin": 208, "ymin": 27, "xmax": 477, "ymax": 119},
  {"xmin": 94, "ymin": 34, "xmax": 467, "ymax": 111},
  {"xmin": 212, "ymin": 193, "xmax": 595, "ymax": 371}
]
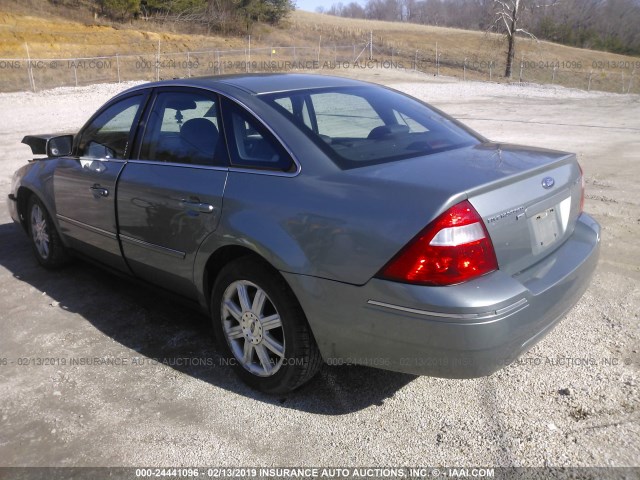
[
  {"xmin": 261, "ymin": 86, "xmax": 479, "ymax": 169},
  {"xmin": 222, "ymin": 99, "xmax": 294, "ymax": 172},
  {"xmin": 77, "ymin": 95, "xmax": 142, "ymax": 159}
]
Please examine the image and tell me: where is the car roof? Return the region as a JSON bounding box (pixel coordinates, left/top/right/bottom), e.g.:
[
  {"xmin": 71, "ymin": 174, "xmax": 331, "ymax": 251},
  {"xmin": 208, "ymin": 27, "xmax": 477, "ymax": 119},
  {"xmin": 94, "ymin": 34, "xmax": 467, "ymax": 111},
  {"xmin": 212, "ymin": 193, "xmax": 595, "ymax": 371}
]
[{"xmin": 129, "ymin": 73, "xmax": 368, "ymax": 96}]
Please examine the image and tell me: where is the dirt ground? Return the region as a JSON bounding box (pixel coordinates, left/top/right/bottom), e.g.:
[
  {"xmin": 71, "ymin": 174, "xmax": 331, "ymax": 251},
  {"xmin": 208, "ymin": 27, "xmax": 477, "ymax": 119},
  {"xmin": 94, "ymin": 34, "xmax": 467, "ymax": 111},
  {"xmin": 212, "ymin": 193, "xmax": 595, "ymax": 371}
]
[{"xmin": 0, "ymin": 69, "xmax": 638, "ymax": 468}]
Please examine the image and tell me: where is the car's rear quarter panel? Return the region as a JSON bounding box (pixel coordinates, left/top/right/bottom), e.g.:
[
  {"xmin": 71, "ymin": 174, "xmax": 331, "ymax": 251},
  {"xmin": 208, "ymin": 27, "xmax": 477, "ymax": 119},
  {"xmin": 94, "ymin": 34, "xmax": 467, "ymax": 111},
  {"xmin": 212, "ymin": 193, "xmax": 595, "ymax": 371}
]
[{"xmin": 208, "ymin": 169, "xmax": 461, "ymax": 286}]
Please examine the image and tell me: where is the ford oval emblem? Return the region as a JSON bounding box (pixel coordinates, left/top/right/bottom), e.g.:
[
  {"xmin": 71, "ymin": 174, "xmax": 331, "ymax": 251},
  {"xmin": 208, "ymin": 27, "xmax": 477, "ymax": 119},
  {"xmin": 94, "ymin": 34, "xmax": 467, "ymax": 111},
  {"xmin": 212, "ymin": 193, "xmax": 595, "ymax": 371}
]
[{"xmin": 541, "ymin": 176, "xmax": 555, "ymax": 189}]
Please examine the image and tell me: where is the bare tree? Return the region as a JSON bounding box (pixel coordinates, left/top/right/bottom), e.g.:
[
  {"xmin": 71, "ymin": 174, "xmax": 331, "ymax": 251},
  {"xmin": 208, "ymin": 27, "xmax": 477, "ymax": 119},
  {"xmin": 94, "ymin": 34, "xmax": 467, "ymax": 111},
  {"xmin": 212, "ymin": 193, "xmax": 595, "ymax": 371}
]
[
  {"xmin": 325, "ymin": 0, "xmax": 640, "ymax": 57},
  {"xmin": 342, "ymin": 2, "xmax": 366, "ymax": 18},
  {"xmin": 492, "ymin": 0, "xmax": 543, "ymax": 78}
]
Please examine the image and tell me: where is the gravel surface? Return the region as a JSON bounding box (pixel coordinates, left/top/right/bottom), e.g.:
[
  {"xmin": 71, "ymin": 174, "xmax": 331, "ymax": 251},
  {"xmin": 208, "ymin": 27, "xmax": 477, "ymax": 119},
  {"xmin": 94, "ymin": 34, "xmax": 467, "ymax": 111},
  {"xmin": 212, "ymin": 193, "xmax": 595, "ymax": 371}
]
[{"xmin": 0, "ymin": 71, "xmax": 638, "ymax": 468}]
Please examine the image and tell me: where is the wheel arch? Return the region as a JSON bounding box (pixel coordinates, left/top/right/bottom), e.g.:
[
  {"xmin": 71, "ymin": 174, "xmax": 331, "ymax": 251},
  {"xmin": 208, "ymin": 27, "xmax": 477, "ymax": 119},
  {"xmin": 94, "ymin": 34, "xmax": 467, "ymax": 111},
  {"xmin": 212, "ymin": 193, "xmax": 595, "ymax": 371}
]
[
  {"xmin": 198, "ymin": 244, "xmax": 303, "ymax": 317},
  {"xmin": 200, "ymin": 245, "xmax": 276, "ymax": 310},
  {"xmin": 15, "ymin": 186, "xmax": 34, "ymax": 233},
  {"xmin": 16, "ymin": 186, "xmax": 66, "ymax": 243}
]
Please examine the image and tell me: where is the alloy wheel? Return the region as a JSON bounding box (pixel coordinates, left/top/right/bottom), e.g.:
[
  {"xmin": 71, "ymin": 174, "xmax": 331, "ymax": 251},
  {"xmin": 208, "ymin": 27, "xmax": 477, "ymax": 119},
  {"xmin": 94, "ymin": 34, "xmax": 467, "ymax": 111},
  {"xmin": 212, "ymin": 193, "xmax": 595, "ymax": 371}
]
[
  {"xmin": 30, "ymin": 203, "xmax": 50, "ymax": 260},
  {"xmin": 221, "ymin": 280, "xmax": 285, "ymax": 377}
]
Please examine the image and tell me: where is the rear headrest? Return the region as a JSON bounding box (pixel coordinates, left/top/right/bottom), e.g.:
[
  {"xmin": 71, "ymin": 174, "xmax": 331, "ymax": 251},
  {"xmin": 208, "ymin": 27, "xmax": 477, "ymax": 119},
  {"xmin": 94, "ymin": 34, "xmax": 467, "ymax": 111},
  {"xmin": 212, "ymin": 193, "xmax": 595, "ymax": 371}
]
[{"xmin": 368, "ymin": 124, "xmax": 410, "ymax": 140}]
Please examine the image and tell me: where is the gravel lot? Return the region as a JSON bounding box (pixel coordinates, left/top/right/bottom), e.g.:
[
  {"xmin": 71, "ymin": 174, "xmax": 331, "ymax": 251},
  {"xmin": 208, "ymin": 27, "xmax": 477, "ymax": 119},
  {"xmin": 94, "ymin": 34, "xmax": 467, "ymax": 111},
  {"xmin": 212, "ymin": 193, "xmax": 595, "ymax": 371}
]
[{"xmin": 0, "ymin": 70, "xmax": 638, "ymax": 468}]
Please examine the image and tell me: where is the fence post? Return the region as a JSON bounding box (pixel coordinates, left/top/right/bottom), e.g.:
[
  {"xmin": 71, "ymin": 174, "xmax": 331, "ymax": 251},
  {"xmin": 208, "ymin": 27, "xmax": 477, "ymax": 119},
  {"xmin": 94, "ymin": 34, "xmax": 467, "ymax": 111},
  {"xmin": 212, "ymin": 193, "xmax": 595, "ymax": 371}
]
[
  {"xmin": 519, "ymin": 54, "xmax": 524, "ymax": 83},
  {"xmin": 588, "ymin": 70, "xmax": 593, "ymax": 91},
  {"xmin": 629, "ymin": 68, "xmax": 635, "ymax": 93},
  {"xmin": 489, "ymin": 64, "xmax": 492, "ymax": 81},
  {"xmin": 621, "ymin": 72, "xmax": 624, "ymax": 93},
  {"xmin": 463, "ymin": 58, "xmax": 466, "ymax": 81},
  {"xmin": 116, "ymin": 54, "xmax": 121, "ymax": 83},
  {"xmin": 187, "ymin": 51, "xmax": 191, "ymax": 78},
  {"xmin": 435, "ymin": 42, "xmax": 438, "ymax": 76},
  {"xmin": 552, "ymin": 65, "xmax": 556, "ymax": 84},
  {"xmin": 24, "ymin": 43, "xmax": 35, "ymax": 92},
  {"xmin": 156, "ymin": 39, "xmax": 160, "ymax": 81},
  {"xmin": 414, "ymin": 50, "xmax": 417, "ymax": 71},
  {"xmin": 73, "ymin": 60, "xmax": 78, "ymax": 87}
]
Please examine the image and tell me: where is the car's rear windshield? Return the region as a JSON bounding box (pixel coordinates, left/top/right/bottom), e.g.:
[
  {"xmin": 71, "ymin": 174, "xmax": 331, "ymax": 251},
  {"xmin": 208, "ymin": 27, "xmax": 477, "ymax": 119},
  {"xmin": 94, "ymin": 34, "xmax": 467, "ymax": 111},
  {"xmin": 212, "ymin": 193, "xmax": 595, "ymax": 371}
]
[{"xmin": 259, "ymin": 86, "xmax": 480, "ymax": 169}]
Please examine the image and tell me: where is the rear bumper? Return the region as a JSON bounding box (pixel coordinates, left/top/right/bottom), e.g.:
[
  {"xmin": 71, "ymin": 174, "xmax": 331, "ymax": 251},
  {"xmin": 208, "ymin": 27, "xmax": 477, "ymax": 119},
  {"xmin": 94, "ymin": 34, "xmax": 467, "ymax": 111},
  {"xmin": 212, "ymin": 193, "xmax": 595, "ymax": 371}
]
[{"xmin": 283, "ymin": 213, "xmax": 600, "ymax": 378}]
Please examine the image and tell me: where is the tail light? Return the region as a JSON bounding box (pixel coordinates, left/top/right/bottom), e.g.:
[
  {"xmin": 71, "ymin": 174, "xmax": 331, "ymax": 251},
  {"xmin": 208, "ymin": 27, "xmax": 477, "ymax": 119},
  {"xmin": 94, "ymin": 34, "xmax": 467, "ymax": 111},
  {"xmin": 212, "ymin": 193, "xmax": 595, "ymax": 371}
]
[
  {"xmin": 378, "ymin": 200, "xmax": 498, "ymax": 286},
  {"xmin": 578, "ymin": 163, "xmax": 585, "ymax": 213}
]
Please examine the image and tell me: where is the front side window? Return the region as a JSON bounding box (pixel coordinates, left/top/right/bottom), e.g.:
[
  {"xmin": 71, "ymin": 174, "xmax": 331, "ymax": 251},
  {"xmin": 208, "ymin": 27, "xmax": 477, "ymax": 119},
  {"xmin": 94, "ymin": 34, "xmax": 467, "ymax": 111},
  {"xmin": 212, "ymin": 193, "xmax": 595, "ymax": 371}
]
[
  {"xmin": 262, "ymin": 86, "xmax": 480, "ymax": 169},
  {"xmin": 77, "ymin": 95, "xmax": 143, "ymax": 159},
  {"xmin": 140, "ymin": 90, "xmax": 225, "ymax": 166}
]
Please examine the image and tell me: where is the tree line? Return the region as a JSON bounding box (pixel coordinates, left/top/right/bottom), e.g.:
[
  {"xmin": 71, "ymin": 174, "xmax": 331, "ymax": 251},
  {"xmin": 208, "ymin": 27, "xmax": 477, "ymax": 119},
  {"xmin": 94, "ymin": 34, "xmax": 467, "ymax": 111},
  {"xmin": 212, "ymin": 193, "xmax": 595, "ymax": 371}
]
[
  {"xmin": 319, "ymin": 0, "xmax": 640, "ymax": 57},
  {"xmin": 95, "ymin": 0, "xmax": 293, "ymax": 32}
]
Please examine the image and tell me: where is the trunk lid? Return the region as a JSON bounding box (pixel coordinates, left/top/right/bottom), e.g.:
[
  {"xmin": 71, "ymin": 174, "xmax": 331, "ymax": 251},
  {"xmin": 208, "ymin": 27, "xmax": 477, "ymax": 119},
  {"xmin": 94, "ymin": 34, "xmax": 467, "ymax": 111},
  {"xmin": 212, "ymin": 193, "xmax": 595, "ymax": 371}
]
[{"xmin": 352, "ymin": 142, "xmax": 583, "ymax": 276}]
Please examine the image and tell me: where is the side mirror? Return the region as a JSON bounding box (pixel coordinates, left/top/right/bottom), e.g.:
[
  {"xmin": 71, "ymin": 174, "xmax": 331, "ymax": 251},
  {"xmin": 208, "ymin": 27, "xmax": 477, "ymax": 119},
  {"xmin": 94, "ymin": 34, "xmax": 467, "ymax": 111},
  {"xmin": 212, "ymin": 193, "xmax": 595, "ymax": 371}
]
[
  {"xmin": 22, "ymin": 134, "xmax": 74, "ymax": 157},
  {"xmin": 47, "ymin": 135, "xmax": 74, "ymax": 157}
]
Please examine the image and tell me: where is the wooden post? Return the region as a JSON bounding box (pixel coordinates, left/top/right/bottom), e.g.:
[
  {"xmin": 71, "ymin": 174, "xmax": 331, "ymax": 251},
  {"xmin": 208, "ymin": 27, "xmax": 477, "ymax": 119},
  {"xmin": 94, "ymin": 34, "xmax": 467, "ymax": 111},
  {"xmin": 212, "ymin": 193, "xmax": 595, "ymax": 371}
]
[
  {"xmin": 247, "ymin": 35, "xmax": 251, "ymax": 72},
  {"xmin": 519, "ymin": 54, "xmax": 524, "ymax": 83},
  {"xmin": 25, "ymin": 43, "xmax": 35, "ymax": 92}
]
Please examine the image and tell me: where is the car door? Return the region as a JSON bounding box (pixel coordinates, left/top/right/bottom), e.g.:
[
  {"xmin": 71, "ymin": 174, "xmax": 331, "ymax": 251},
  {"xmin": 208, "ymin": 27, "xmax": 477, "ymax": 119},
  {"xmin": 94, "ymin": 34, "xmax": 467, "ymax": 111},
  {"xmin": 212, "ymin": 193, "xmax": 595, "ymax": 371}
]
[
  {"xmin": 54, "ymin": 92, "xmax": 148, "ymax": 271},
  {"xmin": 116, "ymin": 88, "xmax": 228, "ymax": 299}
]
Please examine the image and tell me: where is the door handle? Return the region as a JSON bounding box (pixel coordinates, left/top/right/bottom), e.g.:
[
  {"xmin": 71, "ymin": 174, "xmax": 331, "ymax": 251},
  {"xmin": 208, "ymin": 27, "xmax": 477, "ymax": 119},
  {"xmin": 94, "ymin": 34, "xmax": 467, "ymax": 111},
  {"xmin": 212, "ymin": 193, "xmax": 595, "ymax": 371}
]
[
  {"xmin": 180, "ymin": 200, "xmax": 215, "ymax": 214},
  {"xmin": 89, "ymin": 185, "xmax": 109, "ymax": 198}
]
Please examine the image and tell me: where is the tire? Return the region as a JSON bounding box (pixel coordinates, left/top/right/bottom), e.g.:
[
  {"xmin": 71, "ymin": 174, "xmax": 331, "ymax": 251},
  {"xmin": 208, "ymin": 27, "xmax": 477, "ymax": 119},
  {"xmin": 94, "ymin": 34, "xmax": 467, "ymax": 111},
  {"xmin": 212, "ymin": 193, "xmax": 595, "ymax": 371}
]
[
  {"xmin": 27, "ymin": 195, "xmax": 70, "ymax": 269},
  {"xmin": 211, "ymin": 256, "xmax": 322, "ymax": 394}
]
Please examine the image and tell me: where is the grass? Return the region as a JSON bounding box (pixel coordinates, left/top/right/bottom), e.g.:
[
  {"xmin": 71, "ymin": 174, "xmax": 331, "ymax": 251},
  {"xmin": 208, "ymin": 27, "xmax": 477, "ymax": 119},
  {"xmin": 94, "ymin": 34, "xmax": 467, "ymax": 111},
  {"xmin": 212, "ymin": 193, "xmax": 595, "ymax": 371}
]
[{"xmin": 0, "ymin": 8, "xmax": 638, "ymax": 93}]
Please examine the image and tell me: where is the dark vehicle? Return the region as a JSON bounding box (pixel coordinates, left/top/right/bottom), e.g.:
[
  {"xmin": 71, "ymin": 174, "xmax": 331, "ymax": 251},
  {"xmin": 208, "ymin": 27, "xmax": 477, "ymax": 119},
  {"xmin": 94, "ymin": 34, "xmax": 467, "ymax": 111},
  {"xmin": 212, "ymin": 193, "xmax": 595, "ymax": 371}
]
[{"xmin": 8, "ymin": 74, "xmax": 600, "ymax": 393}]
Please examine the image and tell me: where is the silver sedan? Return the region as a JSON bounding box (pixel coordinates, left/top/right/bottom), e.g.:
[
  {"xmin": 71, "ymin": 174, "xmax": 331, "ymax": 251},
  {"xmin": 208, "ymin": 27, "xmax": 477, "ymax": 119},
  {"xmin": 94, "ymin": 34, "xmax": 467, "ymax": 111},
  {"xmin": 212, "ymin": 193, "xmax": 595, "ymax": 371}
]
[{"xmin": 8, "ymin": 74, "xmax": 600, "ymax": 393}]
